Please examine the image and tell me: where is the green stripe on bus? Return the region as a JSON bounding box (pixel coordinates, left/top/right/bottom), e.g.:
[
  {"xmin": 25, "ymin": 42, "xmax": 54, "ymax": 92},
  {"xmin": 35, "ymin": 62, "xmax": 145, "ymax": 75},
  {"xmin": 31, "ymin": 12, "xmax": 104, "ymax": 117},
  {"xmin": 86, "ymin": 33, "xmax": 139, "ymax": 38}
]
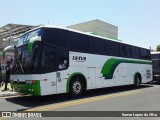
[
  {"xmin": 27, "ymin": 40, "xmax": 34, "ymax": 54},
  {"xmin": 11, "ymin": 80, "xmax": 41, "ymax": 96},
  {"xmin": 101, "ymin": 58, "xmax": 152, "ymax": 79}
]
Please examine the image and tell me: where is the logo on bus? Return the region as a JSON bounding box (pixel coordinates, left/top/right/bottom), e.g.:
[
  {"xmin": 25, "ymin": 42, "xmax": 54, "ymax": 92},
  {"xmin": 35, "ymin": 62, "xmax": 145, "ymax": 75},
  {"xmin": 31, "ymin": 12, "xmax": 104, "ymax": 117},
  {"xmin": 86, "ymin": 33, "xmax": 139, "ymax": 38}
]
[{"xmin": 72, "ymin": 56, "xmax": 86, "ymax": 62}]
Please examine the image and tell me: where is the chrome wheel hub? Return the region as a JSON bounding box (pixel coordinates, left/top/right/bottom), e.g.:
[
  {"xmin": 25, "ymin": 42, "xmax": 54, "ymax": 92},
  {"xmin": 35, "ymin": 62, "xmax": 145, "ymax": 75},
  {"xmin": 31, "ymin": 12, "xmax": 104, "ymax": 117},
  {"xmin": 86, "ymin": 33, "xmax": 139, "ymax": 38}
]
[{"xmin": 73, "ymin": 81, "xmax": 81, "ymax": 94}]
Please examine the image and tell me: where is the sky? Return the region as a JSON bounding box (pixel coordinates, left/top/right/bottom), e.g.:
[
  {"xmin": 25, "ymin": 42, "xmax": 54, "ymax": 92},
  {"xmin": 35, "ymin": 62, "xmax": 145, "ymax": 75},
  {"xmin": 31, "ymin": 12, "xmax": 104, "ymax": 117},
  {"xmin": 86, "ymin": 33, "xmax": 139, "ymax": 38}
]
[{"xmin": 0, "ymin": 0, "xmax": 160, "ymax": 50}]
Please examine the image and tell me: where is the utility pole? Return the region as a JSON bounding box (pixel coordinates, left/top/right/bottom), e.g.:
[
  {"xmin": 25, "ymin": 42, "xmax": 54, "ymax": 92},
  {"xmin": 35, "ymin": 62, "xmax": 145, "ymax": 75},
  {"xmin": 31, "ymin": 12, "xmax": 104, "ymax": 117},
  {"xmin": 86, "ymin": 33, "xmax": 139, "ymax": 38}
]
[{"xmin": 9, "ymin": 25, "xmax": 12, "ymax": 45}]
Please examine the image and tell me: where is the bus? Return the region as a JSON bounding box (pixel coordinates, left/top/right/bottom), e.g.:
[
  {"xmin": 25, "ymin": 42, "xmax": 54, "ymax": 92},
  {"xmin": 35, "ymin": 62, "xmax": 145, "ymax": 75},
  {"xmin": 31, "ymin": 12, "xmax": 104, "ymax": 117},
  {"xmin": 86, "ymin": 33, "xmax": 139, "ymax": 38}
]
[
  {"xmin": 151, "ymin": 51, "xmax": 160, "ymax": 81},
  {"xmin": 3, "ymin": 25, "xmax": 152, "ymax": 97}
]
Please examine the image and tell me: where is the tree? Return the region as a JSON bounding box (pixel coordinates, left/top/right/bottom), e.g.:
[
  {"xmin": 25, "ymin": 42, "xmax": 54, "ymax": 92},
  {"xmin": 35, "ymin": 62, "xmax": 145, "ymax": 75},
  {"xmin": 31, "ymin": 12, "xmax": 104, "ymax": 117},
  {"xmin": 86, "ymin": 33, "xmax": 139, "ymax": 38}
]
[{"xmin": 157, "ymin": 44, "xmax": 160, "ymax": 51}]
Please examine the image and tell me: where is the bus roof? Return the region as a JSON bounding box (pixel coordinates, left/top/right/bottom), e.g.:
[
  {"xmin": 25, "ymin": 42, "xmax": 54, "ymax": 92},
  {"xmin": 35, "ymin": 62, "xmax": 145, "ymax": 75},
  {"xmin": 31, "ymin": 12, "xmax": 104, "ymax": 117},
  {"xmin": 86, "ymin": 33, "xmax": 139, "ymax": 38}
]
[
  {"xmin": 151, "ymin": 51, "xmax": 160, "ymax": 54},
  {"xmin": 19, "ymin": 25, "xmax": 150, "ymax": 50}
]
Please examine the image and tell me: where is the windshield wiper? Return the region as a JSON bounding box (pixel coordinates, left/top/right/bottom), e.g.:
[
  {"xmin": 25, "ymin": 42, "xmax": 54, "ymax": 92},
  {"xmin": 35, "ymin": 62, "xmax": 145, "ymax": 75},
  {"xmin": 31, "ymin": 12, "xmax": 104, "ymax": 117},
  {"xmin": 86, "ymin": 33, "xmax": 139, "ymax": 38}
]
[
  {"xmin": 13, "ymin": 50, "xmax": 25, "ymax": 74},
  {"xmin": 13, "ymin": 59, "xmax": 24, "ymax": 74},
  {"xmin": 18, "ymin": 59, "xmax": 24, "ymax": 73}
]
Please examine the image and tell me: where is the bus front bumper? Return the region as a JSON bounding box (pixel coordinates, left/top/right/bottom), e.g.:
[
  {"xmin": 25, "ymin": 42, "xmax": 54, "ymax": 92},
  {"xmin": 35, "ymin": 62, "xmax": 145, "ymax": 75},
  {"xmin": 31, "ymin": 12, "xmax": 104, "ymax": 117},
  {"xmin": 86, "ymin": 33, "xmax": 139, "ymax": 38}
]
[
  {"xmin": 153, "ymin": 74, "xmax": 160, "ymax": 81},
  {"xmin": 11, "ymin": 80, "xmax": 41, "ymax": 96}
]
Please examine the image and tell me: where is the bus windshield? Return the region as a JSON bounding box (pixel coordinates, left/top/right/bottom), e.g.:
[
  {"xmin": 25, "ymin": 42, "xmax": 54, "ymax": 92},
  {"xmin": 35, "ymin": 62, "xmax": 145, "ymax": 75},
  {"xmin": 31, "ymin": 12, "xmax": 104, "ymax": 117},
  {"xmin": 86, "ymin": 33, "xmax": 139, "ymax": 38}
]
[
  {"xmin": 152, "ymin": 60, "xmax": 160, "ymax": 70},
  {"xmin": 152, "ymin": 54, "xmax": 160, "ymax": 71},
  {"xmin": 12, "ymin": 29, "xmax": 44, "ymax": 74}
]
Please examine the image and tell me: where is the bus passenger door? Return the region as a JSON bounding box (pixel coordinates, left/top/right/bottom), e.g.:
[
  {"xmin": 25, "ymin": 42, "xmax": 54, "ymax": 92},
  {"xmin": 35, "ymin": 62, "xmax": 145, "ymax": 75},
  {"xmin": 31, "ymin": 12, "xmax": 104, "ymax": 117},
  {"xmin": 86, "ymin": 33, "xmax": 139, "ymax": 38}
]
[
  {"xmin": 56, "ymin": 47, "xmax": 69, "ymax": 94},
  {"xmin": 41, "ymin": 73, "xmax": 57, "ymax": 95}
]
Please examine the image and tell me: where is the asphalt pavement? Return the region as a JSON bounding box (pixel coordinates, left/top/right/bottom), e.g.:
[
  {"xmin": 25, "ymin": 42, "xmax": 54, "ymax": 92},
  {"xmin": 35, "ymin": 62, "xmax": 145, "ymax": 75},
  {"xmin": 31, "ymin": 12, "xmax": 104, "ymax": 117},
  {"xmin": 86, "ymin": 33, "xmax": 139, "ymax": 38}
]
[{"xmin": 0, "ymin": 82, "xmax": 160, "ymax": 120}]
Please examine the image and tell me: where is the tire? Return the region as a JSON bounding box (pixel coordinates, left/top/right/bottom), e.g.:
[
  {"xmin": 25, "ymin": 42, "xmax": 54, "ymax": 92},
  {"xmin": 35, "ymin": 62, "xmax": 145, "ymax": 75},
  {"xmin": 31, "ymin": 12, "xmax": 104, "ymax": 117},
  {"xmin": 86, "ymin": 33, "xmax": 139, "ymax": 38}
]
[
  {"xmin": 134, "ymin": 75, "xmax": 141, "ymax": 88},
  {"xmin": 69, "ymin": 76, "xmax": 83, "ymax": 97}
]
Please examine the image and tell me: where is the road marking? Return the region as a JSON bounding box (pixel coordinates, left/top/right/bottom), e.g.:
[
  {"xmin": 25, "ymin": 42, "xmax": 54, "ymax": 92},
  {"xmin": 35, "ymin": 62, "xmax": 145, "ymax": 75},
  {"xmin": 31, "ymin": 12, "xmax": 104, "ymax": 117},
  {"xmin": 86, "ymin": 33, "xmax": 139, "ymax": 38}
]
[{"xmin": 26, "ymin": 90, "xmax": 140, "ymax": 111}]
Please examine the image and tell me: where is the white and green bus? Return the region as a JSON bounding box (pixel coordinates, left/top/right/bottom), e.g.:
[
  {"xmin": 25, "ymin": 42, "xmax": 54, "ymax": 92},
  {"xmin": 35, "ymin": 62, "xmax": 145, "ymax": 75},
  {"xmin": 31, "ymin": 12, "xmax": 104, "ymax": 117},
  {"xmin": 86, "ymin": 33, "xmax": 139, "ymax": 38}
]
[{"xmin": 3, "ymin": 25, "xmax": 152, "ymax": 97}]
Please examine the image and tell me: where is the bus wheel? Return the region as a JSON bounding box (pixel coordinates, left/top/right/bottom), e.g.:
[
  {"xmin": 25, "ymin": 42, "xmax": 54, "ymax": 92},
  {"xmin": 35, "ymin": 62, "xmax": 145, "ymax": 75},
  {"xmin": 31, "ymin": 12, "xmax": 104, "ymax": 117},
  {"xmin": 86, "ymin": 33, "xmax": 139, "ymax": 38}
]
[
  {"xmin": 134, "ymin": 74, "xmax": 141, "ymax": 88},
  {"xmin": 69, "ymin": 76, "xmax": 83, "ymax": 97}
]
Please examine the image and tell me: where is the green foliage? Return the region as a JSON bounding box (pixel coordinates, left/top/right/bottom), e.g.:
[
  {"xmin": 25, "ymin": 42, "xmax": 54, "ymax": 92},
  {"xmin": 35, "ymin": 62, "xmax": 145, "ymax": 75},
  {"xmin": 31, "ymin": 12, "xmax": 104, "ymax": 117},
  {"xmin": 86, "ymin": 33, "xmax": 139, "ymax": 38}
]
[{"xmin": 156, "ymin": 44, "xmax": 160, "ymax": 51}]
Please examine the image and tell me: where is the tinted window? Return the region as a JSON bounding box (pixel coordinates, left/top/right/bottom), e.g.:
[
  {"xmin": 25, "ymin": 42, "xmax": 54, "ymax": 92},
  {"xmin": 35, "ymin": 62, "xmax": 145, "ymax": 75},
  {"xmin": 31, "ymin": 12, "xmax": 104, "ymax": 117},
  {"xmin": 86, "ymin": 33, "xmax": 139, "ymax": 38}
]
[
  {"xmin": 45, "ymin": 28, "xmax": 67, "ymax": 48},
  {"xmin": 57, "ymin": 48, "xmax": 69, "ymax": 70},
  {"xmin": 146, "ymin": 50, "xmax": 151, "ymax": 60},
  {"xmin": 140, "ymin": 49, "xmax": 149, "ymax": 60},
  {"xmin": 41, "ymin": 46, "xmax": 56, "ymax": 73},
  {"xmin": 120, "ymin": 44, "xmax": 131, "ymax": 58},
  {"xmin": 68, "ymin": 32, "xmax": 89, "ymax": 52},
  {"xmin": 125, "ymin": 45, "xmax": 131, "ymax": 57},
  {"xmin": 152, "ymin": 60, "xmax": 160, "ymax": 70},
  {"xmin": 106, "ymin": 41, "xmax": 120, "ymax": 57},
  {"xmin": 131, "ymin": 46, "xmax": 140, "ymax": 59},
  {"xmin": 120, "ymin": 44, "xmax": 125, "ymax": 57},
  {"xmin": 151, "ymin": 54, "xmax": 160, "ymax": 59},
  {"xmin": 89, "ymin": 37, "xmax": 106, "ymax": 55}
]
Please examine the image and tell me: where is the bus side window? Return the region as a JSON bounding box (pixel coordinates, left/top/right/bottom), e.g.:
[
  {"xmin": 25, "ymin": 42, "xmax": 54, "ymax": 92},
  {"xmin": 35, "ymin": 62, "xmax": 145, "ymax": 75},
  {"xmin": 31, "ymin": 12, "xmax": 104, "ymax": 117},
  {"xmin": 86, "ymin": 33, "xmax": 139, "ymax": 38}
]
[
  {"xmin": 41, "ymin": 46, "xmax": 56, "ymax": 73},
  {"xmin": 106, "ymin": 41, "xmax": 120, "ymax": 57},
  {"xmin": 140, "ymin": 49, "xmax": 148, "ymax": 60},
  {"xmin": 131, "ymin": 46, "xmax": 140, "ymax": 59}
]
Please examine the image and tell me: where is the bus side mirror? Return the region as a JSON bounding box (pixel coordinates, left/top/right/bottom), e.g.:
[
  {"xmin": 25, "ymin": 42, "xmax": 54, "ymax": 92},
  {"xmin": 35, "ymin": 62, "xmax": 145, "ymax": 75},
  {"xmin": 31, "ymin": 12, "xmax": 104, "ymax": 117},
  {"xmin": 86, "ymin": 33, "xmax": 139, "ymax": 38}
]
[
  {"xmin": 27, "ymin": 36, "xmax": 41, "ymax": 54},
  {"xmin": 2, "ymin": 45, "xmax": 15, "ymax": 59}
]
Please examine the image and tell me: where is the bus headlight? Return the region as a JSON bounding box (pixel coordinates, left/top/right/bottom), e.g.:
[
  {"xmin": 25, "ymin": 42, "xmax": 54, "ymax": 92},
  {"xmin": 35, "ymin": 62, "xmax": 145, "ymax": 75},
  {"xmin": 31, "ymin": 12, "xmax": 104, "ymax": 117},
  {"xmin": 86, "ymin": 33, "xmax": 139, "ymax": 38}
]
[{"xmin": 154, "ymin": 74, "xmax": 160, "ymax": 77}]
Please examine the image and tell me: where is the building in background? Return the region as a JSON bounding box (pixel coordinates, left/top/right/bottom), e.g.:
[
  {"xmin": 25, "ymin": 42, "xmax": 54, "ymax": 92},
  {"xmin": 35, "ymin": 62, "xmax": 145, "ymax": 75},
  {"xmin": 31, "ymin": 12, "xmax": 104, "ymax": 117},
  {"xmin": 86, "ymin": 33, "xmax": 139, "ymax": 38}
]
[
  {"xmin": 67, "ymin": 19, "xmax": 118, "ymax": 39},
  {"xmin": 0, "ymin": 24, "xmax": 37, "ymax": 49},
  {"xmin": 0, "ymin": 24, "xmax": 37, "ymax": 72}
]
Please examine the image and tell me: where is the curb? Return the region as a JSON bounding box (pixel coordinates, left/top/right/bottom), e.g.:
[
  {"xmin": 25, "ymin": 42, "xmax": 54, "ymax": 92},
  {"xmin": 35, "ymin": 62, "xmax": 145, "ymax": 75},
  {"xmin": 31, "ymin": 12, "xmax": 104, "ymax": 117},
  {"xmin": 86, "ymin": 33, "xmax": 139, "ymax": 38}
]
[{"xmin": 0, "ymin": 91, "xmax": 17, "ymax": 97}]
